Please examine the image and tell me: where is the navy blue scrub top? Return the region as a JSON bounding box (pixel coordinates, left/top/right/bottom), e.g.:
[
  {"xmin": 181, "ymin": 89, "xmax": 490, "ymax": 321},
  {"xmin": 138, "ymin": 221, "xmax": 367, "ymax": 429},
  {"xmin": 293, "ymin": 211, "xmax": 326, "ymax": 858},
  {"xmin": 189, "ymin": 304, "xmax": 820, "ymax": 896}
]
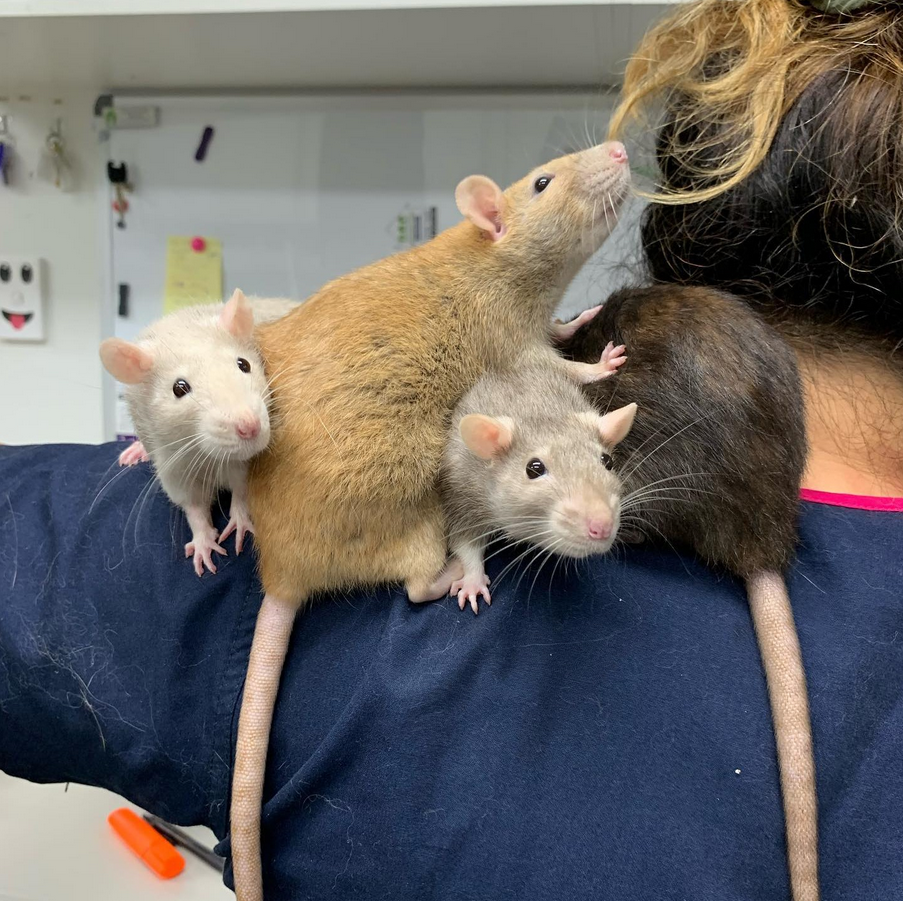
[{"xmin": 0, "ymin": 442, "xmax": 901, "ymax": 900}]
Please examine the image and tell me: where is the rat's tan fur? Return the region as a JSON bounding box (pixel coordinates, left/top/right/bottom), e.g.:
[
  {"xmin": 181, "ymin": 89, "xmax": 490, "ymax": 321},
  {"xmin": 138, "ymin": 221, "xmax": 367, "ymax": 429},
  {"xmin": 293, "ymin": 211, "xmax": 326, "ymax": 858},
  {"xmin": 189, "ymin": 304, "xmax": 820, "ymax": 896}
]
[{"xmin": 229, "ymin": 143, "xmax": 630, "ymax": 901}]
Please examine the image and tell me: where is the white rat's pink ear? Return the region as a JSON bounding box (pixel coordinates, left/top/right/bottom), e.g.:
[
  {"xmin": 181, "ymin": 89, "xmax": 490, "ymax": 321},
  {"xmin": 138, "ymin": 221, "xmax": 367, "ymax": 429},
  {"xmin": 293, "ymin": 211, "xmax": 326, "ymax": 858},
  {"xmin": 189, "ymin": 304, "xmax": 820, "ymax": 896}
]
[
  {"xmin": 220, "ymin": 289, "xmax": 254, "ymax": 339},
  {"xmin": 459, "ymin": 414, "xmax": 514, "ymax": 460},
  {"xmin": 99, "ymin": 338, "xmax": 154, "ymax": 385},
  {"xmin": 455, "ymin": 175, "xmax": 507, "ymax": 241},
  {"xmin": 593, "ymin": 403, "xmax": 637, "ymax": 447}
]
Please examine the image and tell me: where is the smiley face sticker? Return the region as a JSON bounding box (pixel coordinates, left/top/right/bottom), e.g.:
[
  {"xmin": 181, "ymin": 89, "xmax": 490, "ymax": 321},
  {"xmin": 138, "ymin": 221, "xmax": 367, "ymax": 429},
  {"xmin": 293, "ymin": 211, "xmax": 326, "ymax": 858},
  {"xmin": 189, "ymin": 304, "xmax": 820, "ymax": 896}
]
[{"xmin": 0, "ymin": 257, "xmax": 45, "ymax": 342}]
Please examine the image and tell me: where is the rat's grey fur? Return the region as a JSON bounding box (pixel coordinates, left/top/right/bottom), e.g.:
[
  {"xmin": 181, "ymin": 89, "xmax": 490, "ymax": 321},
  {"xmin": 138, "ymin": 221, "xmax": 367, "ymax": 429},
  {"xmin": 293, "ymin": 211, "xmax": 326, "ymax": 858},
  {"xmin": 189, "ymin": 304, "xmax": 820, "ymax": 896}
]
[{"xmin": 440, "ymin": 360, "xmax": 631, "ymax": 610}]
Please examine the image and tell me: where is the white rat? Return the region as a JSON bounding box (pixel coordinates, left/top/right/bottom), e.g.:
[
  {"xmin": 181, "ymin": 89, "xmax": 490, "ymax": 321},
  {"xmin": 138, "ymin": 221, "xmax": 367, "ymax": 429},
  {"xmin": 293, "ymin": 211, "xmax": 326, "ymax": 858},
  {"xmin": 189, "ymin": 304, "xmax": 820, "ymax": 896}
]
[
  {"xmin": 99, "ymin": 290, "xmax": 293, "ymax": 575},
  {"xmin": 435, "ymin": 359, "xmax": 637, "ymax": 613}
]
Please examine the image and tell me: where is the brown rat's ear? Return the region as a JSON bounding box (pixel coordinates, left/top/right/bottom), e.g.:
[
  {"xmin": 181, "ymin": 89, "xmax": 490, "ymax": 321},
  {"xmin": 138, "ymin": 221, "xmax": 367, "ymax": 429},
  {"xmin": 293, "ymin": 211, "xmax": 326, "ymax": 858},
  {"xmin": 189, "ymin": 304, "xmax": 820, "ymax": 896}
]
[
  {"xmin": 220, "ymin": 289, "xmax": 254, "ymax": 339},
  {"xmin": 99, "ymin": 338, "xmax": 154, "ymax": 385},
  {"xmin": 459, "ymin": 414, "xmax": 514, "ymax": 460},
  {"xmin": 581, "ymin": 403, "xmax": 637, "ymax": 447},
  {"xmin": 455, "ymin": 175, "xmax": 507, "ymax": 241}
]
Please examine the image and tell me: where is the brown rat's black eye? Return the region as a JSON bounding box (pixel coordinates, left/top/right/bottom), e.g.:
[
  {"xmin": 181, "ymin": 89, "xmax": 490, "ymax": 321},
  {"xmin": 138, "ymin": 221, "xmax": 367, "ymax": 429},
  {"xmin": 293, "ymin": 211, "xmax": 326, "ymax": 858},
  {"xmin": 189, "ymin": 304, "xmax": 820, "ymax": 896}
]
[
  {"xmin": 533, "ymin": 176, "xmax": 553, "ymax": 194},
  {"xmin": 600, "ymin": 453, "xmax": 614, "ymax": 471},
  {"xmin": 237, "ymin": 357, "xmax": 251, "ymax": 373},
  {"xmin": 173, "ymin": 379, "xmax": 191, "ymax": 398},
  {"xmin": 526, "ymin": 458, "xmax": 547, "ymax": 479}
]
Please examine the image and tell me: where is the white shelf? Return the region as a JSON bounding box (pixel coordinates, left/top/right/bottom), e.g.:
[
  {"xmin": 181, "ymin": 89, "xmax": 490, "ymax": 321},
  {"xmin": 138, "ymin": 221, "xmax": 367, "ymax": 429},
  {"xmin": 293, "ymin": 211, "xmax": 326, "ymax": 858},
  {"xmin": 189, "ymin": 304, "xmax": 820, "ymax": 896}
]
[
  {"xmin": 2, "ymin": 0, "xmax": 677, "ymax": 17},
  {"xmin": 0, "ymin": 4, "xmax": 670, "ymax": 91}
]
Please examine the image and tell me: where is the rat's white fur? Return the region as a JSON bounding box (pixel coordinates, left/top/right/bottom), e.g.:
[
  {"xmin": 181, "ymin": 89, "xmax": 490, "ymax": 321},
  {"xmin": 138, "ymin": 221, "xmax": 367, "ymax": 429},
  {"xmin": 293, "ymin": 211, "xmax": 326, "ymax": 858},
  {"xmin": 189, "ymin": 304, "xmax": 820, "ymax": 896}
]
[{"xmin": 100, "ymin": 291, "xmax": 296, "ymax": 574}]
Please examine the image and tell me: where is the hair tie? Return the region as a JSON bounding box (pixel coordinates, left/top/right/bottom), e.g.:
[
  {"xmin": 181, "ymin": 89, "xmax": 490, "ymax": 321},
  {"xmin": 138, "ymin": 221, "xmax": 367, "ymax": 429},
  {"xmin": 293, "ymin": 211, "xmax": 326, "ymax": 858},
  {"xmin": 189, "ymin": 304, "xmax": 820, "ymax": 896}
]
[{"xmin": 808, "ymin": 0, "xmax": 882, "ymax": 12}]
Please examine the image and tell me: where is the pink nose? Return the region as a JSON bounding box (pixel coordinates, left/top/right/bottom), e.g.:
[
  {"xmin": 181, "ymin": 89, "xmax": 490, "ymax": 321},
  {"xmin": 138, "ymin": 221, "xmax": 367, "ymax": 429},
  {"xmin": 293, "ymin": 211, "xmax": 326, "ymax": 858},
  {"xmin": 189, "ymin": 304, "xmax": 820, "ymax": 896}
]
[
  {"xmin": 609, "ymin": 143, "xmax": 628, "ymax": 164},
  {"xmin": 236, "ymin": 417, "xmax": 261, "ymax": 441},
  {"xmin": 587, "ymin": 518, "xmax": 613, "ymax": 541}
]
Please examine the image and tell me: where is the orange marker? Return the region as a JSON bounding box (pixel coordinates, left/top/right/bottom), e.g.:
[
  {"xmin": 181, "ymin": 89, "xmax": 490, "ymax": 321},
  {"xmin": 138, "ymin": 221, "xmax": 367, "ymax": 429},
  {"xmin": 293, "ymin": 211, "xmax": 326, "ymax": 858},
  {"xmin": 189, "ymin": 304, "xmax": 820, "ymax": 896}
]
[{"xmin": 108, "ymin": 807, "xmax": 185, "ymax": 879}]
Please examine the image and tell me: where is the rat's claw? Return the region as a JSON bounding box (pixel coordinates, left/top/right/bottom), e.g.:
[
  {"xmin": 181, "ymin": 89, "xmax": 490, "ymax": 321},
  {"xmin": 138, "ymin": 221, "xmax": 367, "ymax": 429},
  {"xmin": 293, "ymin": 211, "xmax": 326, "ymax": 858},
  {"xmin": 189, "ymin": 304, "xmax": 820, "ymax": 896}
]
[
  {"xmin": 220, "ymin": 507, "xmax": 254, "ymax": 555},
  {"xmin": 600, "ymin": 343, "xmax": 627, "ymax": 368},
  {"xmin": 450, "ymin": 575, "xmax": 492, "ymax": 615},
  {"xmin": 118, "ymin": 441, "xmax": 150, "ymax": 467},
  {"xmin": 550, "ymin": 305, "xmax": 603, "ymax": 344},
  {"xmin": 185, "ymin": 533, "xmax": 228, "ymax": 576},
  {"xmin": 570, "ymin": 343, "xmax": 627, "ymax": 384}
]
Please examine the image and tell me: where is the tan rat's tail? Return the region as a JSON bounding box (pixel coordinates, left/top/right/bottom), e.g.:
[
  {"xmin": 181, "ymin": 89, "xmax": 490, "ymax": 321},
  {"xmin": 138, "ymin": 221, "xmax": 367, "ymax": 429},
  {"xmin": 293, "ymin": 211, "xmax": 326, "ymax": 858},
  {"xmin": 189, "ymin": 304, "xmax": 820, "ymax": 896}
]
[
  {"xmin": 231, "ymin": 592, "xmax": 298, "ymax": 901},
  {"xmin": 746, "ymin": 570, "xmax": 819, "ymax": 901}
]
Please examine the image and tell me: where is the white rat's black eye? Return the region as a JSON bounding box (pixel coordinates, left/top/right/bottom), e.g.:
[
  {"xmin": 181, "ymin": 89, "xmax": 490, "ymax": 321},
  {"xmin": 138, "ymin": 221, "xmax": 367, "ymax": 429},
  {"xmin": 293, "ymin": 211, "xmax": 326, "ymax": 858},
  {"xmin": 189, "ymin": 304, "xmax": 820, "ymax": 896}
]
[
  {"xmin": 600, "ymin": 453, "xmax": 614, "ymax": 471},
  {"xmin": 237, "ymin": 357, "xmax": 251, "ymax": 373},
  {"xmin": 533, "ymin": 175, "xmax": 553, "ymax": 194},
  {"xmin": 173, "ymin": 379, "xmax": 191, "ymax": 398},
  {"xmin": 526, "ymin": 458, "xmax": 547, "ymax": 479}
]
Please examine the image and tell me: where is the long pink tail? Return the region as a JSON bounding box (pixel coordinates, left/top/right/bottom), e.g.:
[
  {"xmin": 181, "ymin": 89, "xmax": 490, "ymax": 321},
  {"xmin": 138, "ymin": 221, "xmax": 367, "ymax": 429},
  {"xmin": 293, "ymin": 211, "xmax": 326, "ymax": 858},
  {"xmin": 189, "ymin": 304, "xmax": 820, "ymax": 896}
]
[
  {"xmin": 747, "ymin": 570, "xmax": 819, "ymax": 901},
  {"xmin": 231, "ymin": 593, "xmax": 298, "ymax": 901}
]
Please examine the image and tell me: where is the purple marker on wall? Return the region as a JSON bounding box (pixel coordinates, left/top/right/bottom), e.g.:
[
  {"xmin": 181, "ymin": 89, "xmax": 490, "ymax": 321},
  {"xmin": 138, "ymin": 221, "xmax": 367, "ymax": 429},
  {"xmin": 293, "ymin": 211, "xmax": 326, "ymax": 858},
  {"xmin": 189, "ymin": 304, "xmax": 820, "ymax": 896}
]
[{"xmin": 195, "ymin": 126, "xmax": 214, "ymax": 162}]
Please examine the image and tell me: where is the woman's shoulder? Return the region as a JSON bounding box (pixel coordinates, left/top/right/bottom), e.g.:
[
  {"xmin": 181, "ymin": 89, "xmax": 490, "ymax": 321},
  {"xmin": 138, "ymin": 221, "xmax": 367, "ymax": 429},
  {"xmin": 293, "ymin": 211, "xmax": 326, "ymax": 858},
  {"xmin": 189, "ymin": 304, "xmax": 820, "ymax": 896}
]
[{"xmin": 252, "ymin": 496, "xmax": 902, "ymax": 899}]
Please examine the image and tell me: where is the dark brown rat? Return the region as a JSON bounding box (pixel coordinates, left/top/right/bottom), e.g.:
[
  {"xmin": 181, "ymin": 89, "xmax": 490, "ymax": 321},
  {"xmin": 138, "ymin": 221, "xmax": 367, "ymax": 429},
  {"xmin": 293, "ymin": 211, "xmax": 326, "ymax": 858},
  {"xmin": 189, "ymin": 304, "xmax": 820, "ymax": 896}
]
[
  {"xmin": 561, "ymin": 284, "xmax": 817, "ymax": 901},
  {"xmin": 231, "ymin": 142, "xmax": 632, "ymax": 901}
]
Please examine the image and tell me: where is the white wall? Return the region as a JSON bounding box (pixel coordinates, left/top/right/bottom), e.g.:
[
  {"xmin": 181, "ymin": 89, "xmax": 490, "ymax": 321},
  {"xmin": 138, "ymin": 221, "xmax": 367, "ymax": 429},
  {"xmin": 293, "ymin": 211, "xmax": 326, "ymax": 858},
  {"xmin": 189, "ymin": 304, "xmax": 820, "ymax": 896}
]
[
  {"xmin": 0, "ymin": 90, "xmax": 106, "ymax": 445},
  {"xmin": 0, "ymin": 90, "xmax": 648, "ymax": 447}
]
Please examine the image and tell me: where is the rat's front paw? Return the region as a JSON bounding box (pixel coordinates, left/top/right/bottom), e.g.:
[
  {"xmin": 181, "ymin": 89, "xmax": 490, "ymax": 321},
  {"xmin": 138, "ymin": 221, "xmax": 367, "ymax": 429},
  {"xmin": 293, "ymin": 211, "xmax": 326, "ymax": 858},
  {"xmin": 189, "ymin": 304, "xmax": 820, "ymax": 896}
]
[
  {"xmin": 550, "ymin": 305, "xmax": 603, "ymax": 344},
  {"xmin": 450, "ymin": 573, "xmax": 492, "ymax": 615},
  {"xmin": 185, "ymin": 530, "xmax": 228, "ymax": 576},
  {"xmin": 118, "ymin": 441, "xmax": 150, "ymax": 467},
  {"xmin": 598, "ymin": 341, "xmax": 627, "ymax": 374},
  {"xmin": 573, "ymin": 341, "xmax": 627, "ymax": 384},
  {"xmin": 220, "ymin": 503, "xmax": 254, "ymax": 554}
]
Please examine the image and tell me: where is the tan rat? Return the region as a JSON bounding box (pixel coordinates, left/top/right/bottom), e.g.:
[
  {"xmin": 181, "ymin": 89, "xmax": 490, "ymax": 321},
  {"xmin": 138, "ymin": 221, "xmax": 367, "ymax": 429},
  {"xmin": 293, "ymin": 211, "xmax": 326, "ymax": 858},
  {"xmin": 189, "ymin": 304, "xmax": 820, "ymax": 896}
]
[
  {"xmin": 231, "ymin": 141, "xmax": 632, "ymax": 901},
  {"xmin": 562, "ymin": 284, "xmax": 817, "ymax": 901},
  {"xmin": 99, "ymin": 291, "xmax": 296, "ymax": 575},
  {"xmin": 435, "ymin": 360, "xmax": 637, "ymax": 613}
]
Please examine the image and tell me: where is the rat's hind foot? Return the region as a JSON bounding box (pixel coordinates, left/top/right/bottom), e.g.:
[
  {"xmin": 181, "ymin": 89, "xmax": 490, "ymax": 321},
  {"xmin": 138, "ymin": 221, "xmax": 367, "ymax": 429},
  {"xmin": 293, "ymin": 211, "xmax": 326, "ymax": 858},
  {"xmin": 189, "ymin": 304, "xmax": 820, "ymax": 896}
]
[
  {"xmin": 185, "ymin": 530, "xmax": 228, "ymax": 576},
  {"xmin": 550, "ymin": 305, "xmax": 603, "ymax": 344},
  {"xmin": 118, "ymin": 441, "xmax": 149, "ymax": 467},
  {"xmin": 450, "ymin": 572, "xmax": 492, "ymax": 615},
  {"xmin": 220, "ymin": 499, "xmax": 254, "ymax": 554},
  {"xmin": 567, "ymin": 341, "xmax": 627, "ymax": 384}
]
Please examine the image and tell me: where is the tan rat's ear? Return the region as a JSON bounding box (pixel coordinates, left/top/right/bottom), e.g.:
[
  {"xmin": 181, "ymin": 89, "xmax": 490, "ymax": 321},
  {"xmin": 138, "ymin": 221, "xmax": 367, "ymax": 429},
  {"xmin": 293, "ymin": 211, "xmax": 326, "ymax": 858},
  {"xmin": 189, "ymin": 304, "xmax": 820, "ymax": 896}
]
[
  {"xmin": 594, "ymin": 402, "xmax": 637, "ymax": 447},
  {"xmin": 455, "ymin": 175, "xmax": 507, "ymax": 241},
  {"xmin": 459, "ymin": 414, "xmax": 514, "ymax": 460},
  {"xmin": 99, "ymin": 338, "xmax": 154, "ymax": 385},
  {"xmin": 220, "ymin": 289, "xmax": 254, "ymax": 339}
]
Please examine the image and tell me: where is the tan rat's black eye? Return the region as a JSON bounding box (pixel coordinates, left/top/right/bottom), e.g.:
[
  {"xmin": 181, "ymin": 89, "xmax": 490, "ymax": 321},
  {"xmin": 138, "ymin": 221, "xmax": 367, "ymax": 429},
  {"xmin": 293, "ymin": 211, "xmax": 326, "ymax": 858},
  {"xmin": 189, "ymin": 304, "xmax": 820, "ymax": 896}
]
[
  {"xmin": 600, "ymin": 453, "xmax": 614, "ymax": 471},
  {"xmin": 526, "ymin": 458, "xmax": 547, "ymax": 479},
  {"xmin": 173, "ymin": 379, "xmax": 191, "ymax": 398},
  {"xmin": 533, "ymin": 175, "xmax": 553, "ymax": 194},
  {"xmin": 237, "ymin": 357, "xmax": 251, "ymax": 373}
]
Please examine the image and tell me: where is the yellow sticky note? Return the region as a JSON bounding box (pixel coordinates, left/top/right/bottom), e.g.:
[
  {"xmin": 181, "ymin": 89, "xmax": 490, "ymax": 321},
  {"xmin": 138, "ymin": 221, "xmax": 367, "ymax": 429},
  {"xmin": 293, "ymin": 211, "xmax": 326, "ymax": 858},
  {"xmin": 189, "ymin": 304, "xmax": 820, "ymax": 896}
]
[{"xmin": 163, "ymin": 236, "xmax": 223, "ymax": 314}]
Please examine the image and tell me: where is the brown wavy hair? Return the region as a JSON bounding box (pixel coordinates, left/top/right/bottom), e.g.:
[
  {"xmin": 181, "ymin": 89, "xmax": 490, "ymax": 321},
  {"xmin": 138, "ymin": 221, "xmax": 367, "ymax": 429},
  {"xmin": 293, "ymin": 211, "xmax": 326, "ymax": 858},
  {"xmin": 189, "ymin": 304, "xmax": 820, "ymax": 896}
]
[
  {"xmin": 609, "ymin": 0, "xmax": 903, "ymax": 205},
  {"xmin": 606, "ymin": 0, "xmax": 903, "ymax": 345}
]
